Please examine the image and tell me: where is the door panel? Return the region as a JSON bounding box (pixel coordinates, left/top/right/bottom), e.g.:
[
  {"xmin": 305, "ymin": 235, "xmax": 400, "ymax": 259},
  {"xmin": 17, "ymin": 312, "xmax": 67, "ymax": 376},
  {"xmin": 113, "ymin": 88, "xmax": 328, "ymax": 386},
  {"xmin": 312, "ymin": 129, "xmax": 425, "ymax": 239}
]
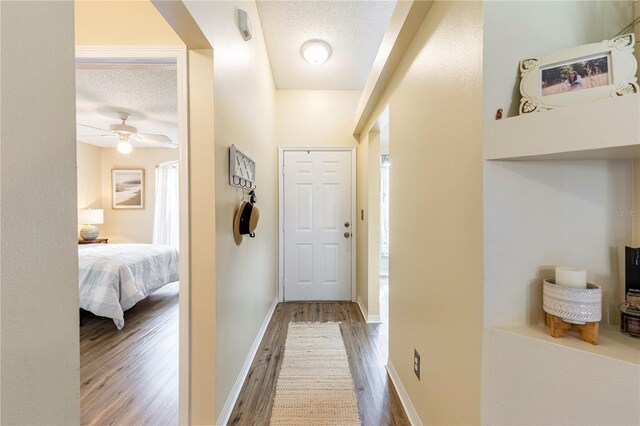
[
  {"xmin": 296, "ymin": 184, "xmax": 313, "ymax": 230},
  {"xmin": 283, "ymin": 150, "xmax": 352, "ymax": 301}
]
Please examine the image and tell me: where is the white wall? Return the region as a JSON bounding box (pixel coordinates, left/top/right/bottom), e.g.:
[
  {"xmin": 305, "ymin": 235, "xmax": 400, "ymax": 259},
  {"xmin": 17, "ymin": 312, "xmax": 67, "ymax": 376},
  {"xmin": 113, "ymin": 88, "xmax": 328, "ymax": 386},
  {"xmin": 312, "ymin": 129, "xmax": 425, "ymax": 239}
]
[
  {"xmin": 483, "ymin": 0, "xmax": 633, "ymax": 120},
  {"xmin": 76, "ymin": 142, "xmax": 105, "ymax": 238},
  {"xmin": 483, "ymin": 0, "xmax": 634, "ymax": 326},
  {"xmin": 482, "ymin": 2, "xmax": 639, "ymax": 424},
  {"xmin": 75, "ymin": 0, "xmax": 184, "ymax": 46},
  {"xmin": 386, "ymin": 2, "xmax": 484, "ymax": 423},
  {"xmin": 77, "ymin": 142, "xmax": 103, "ymax": 209},
  {"xmin": 184, "ymin": 1, "xmax": 279, "ymax": 418},
  {"xmin": 100, "ymin": 147, "xmax": 179, "ymax": 243},
  {"xmin": 355, "ymin": 3, "xmax": 484, "ymax": 423},
  {"xmin": 484, "ymin": 160, "xmax": 632, "ymax": 327},
  {"xmin": 186, "ymin": 48, "xmax": 217, "ymax": 425},
  {"xmin": 276, "ymin": 90, "xmax": 360, "ymax": 147},
  {"xmin": 0, "ymin": 2, "xmax": 80, "ymax": 424},
  {"xmin": 76, "ymin": 143, "xmax": 179, "ymax": 243}
]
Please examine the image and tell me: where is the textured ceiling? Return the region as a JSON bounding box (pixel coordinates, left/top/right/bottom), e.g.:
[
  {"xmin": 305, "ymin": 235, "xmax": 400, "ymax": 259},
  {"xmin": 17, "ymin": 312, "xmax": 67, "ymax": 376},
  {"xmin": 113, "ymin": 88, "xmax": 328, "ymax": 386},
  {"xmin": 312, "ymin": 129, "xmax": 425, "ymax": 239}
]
[
  {"xmin": 256, "ymin": 1, "xmax": 396, "ymax": 90},
  {"xmin": 76, "ymin": 67, "xmax": 177, "ymax": 148}
]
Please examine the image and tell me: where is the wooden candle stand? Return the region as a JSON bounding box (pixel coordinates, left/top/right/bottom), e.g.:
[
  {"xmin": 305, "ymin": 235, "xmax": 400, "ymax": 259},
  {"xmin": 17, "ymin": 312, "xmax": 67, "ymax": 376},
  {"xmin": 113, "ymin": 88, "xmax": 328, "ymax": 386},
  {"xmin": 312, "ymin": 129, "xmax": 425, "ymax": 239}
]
[{"xmin": 545, "ymin": 313, "xmax": 599, "ymax": 345}]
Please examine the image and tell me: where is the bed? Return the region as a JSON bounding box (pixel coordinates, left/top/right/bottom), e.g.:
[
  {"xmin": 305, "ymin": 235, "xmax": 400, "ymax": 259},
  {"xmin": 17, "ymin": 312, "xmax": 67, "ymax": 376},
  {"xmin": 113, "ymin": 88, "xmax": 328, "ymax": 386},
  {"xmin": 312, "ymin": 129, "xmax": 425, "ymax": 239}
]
[{"xmin": 78, "ymin": 244, "xmax": 179, "ymax": 329}]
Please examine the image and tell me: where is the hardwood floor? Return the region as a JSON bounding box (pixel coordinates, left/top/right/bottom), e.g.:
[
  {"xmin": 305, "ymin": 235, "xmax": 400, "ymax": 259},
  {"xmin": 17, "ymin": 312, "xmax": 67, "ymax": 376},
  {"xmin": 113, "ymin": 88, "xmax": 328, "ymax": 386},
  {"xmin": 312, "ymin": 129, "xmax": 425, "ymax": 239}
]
[
  {"xmin": 80, "ymin": 282, "xmax": 179, "ymax": 426},
  {"xmin": 228, "ymin": 302, "xmax": 409, "ymax": 426}
]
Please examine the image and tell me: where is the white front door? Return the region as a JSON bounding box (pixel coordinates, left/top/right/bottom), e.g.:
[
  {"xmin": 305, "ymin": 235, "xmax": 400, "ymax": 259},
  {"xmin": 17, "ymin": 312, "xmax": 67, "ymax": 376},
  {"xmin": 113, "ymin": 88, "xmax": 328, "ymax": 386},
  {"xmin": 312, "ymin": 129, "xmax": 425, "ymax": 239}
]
[{"xmin": 283, "ymin": 150, "xmax": 353, "ymax": 301}]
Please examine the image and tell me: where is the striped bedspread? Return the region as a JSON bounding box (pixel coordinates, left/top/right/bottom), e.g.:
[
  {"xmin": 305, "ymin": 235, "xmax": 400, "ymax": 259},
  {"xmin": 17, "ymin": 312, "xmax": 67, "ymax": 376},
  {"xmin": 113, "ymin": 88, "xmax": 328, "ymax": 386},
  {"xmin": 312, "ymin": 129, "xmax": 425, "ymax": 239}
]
[{"xmin": 78, "ymin": 244, "xmax": 179, "ymax": 329}]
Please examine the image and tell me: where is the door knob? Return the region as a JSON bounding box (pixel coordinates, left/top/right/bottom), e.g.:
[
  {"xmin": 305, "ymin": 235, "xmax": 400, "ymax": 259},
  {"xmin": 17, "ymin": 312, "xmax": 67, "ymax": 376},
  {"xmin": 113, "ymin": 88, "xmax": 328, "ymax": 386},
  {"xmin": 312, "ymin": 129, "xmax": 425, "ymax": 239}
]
[{"xmin": 344, "ymin": 232, "xmax": 351, "ymax": 238}]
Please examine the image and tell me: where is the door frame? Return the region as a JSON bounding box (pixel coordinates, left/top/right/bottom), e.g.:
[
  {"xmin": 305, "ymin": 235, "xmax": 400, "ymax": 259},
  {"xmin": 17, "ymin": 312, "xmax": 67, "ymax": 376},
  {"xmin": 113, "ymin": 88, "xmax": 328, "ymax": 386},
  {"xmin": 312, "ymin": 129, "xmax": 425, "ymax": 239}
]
[
  {"xmin": 75, "ymin": 46, "xmax": 191, "ymax": 422},
  {"xmin": 278, "ymin": 146, "xmax": 357, "ymax": 303}
]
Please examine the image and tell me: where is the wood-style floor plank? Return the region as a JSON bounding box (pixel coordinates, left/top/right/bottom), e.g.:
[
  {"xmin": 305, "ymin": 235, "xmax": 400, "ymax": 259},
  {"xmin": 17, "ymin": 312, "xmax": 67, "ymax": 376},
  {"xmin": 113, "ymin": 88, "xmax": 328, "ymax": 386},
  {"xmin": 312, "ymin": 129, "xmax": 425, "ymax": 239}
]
[
  {"xmin": 229, "ymin": 302, "xmax": 409, "ymax": 426},
  {"xmin": 80, "ymin": 282, "xmax": 179, "ymax": 426}
]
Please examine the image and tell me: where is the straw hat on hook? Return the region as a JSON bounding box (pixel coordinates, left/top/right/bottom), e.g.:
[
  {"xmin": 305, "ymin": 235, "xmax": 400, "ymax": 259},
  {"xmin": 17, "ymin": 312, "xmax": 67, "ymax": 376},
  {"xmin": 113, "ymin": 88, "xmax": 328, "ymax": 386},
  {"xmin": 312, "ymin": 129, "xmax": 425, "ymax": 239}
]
[{"xmin": 233, "ymin": 200, "xmax": 260, "ymax": 246}]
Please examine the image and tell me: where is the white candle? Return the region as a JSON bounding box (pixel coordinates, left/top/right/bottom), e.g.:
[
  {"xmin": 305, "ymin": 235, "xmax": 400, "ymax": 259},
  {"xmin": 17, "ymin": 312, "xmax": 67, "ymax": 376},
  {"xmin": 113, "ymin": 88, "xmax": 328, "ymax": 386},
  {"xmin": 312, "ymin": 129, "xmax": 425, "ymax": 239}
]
[{"xmin": 555, "ymin": 267, "xmax": 587, "ymax": 288}]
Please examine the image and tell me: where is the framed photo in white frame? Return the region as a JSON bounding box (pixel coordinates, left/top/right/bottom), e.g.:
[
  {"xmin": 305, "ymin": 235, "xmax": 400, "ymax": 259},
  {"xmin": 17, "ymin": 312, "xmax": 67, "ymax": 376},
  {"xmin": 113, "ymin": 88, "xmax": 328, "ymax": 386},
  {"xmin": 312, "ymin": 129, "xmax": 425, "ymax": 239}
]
[
  {"xmin": 112, "ymin": 169, "xmax": 145, "ymax": 209},
  {"xmin": 519, "ymin": 34, "xmax": 638, "ymax": 114}
]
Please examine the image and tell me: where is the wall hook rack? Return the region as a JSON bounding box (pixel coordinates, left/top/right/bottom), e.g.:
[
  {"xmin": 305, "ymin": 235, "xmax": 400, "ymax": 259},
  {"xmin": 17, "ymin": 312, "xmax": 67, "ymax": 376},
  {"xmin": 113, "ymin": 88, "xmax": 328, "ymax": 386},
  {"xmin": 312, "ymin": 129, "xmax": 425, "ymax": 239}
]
[{"xmin": 229, "ymin": 145, "xmax": 256, "ymax": 191}]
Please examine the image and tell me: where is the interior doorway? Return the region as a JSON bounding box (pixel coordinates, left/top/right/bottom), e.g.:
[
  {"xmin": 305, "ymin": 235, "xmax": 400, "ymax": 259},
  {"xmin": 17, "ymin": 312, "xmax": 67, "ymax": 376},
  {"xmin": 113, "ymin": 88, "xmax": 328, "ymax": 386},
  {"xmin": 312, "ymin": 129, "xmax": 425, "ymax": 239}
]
[{"xmin": 75, "ymin": 47, "xmax": 189, "ymax": 425}]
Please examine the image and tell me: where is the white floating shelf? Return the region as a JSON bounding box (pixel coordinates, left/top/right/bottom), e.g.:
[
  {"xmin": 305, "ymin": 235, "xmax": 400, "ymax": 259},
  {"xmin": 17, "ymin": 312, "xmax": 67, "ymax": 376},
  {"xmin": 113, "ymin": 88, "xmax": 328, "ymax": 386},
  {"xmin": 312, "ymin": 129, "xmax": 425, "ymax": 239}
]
[
  {"xmin": 489, "ymin": 324, "xmax": 640, "ymax": 365},
  {"xmin": 485, "ymin": 94, "xmax": 640, "ymax": 160},
  {"xmin": 484, "ymin": 325, "xmax": 640, "ymax": 425}
]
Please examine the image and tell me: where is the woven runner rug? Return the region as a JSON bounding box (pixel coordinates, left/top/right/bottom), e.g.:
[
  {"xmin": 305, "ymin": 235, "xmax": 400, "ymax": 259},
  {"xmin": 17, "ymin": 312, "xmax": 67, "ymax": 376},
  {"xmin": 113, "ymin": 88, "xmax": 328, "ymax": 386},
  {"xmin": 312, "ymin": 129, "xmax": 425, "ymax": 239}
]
[{"xmin": 270, "ymin": 322, "xmax": 361, "ymax": 425}]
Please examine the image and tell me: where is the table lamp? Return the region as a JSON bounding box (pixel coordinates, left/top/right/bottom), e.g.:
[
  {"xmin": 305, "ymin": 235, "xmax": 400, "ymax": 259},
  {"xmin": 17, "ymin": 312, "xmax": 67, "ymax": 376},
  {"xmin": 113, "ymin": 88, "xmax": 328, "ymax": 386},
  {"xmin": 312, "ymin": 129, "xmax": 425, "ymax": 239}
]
[{"xmin": 78, "ymin": 209, "xmax": 104, "ymax": 241}]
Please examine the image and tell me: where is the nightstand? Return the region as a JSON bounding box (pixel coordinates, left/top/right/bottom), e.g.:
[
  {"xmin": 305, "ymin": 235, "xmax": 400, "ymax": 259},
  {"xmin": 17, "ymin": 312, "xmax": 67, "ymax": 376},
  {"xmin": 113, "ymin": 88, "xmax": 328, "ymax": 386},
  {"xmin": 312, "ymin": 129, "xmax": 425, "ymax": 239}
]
[{"xmin": 78, "ymin": 238, "xmax": 108, "ymax": 245}]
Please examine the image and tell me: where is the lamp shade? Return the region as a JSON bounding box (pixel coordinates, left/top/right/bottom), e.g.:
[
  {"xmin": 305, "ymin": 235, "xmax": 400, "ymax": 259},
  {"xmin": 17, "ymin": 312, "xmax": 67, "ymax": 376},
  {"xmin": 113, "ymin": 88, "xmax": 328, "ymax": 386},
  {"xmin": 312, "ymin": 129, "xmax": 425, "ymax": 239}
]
[{"xmin": 78, "ymin": 209, "xmax": 104, "ymax": 225}]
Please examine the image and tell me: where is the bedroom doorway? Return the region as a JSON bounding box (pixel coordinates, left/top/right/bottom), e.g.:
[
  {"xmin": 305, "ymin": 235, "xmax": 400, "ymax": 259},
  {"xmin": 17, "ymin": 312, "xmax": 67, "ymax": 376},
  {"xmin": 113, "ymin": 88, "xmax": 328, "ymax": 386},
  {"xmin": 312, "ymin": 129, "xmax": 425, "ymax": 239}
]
[{"xmin": 75, "ymin": 47, "xmax": 188, "ymax": 425}]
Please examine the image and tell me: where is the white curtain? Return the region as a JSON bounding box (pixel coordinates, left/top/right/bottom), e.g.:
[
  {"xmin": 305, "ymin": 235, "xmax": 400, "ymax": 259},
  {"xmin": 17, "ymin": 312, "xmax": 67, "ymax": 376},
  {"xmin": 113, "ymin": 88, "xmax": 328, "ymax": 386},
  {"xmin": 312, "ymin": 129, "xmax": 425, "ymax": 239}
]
[
  {"xmin": 153, "ymin": 161, "xmax": 179, "ymax": 248},
  {"xmin": 380, "ymin": 156, "xmax": 390, "ymax": 257}
]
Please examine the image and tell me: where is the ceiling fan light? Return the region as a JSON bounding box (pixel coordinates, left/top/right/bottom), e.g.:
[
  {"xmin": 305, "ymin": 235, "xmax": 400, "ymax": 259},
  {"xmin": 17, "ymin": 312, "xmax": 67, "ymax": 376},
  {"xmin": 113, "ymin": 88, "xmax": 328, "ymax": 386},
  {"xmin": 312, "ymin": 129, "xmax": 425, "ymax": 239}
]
[
  {"xmin": 117, "ymin": 140, "xmax": 133, "ymax": 155},
  {"xmin": 301, "ymin": 40, "xmax": 331, "ymax": 65}
]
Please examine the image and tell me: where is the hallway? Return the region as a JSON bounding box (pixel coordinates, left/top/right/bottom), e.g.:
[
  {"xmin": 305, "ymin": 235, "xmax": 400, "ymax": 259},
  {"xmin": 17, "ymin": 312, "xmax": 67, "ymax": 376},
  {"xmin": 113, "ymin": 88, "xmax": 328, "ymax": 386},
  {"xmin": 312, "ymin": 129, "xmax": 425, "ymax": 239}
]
[{"xmin": 228, "ymin": 302, "xmax": 409, "ymax": 425}]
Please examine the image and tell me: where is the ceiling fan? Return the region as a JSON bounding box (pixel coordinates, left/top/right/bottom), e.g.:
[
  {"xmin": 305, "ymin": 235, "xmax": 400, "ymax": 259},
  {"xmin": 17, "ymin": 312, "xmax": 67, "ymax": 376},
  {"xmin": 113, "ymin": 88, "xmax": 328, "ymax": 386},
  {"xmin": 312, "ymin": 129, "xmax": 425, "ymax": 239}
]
[{"xmin": 77, "ymin": 112, "xmax": 174, "ymax": 154}]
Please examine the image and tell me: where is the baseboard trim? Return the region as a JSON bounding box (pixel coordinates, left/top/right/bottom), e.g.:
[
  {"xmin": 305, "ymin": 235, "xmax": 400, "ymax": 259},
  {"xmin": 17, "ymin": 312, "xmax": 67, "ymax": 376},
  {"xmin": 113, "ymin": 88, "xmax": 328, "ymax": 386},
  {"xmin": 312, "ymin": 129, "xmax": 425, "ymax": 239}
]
[
  {"xmin": 368, "ymin": 313, "xmax": 381, "ymax": 322},
  {"xmin": 356, "ymin": 296, "xmax": 382, "ymax": 323},
  {"xmin": 386, "ymin": 360, "xmax": 422, "ymax": 426},
  {"xmin": 356, "ymin": 296, "xmax": 368, "ymax": 320},
  {"xmin": 217, "ymin": 297, "xmax": 278, "ymax": 426}
]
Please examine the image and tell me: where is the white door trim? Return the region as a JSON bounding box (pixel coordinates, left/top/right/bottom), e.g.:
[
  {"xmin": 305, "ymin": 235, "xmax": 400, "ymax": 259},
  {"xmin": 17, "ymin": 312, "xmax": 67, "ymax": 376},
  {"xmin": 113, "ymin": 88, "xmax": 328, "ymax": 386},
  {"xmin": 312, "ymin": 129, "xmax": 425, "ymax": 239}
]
[
  {"xmin": 75, "ymin": 46, "xmax": 191, "ymax": 424},
  {"xmin": 278, "ymin": 146, "xmax": 356, "ymax": 303}
]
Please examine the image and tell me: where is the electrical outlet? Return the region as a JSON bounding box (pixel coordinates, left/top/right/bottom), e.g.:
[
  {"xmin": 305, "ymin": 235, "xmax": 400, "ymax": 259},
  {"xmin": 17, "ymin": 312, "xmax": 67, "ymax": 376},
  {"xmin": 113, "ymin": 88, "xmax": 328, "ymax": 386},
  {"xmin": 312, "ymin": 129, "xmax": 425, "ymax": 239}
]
[{"xmin": 414, "ymin": 349, "xmax": 421, "ymax": 380}]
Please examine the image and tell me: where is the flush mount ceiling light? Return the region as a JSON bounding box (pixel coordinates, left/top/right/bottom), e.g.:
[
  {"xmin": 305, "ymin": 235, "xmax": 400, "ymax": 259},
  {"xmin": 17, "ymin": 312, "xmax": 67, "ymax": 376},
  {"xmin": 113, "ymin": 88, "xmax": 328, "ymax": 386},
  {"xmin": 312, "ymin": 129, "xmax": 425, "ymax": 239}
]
[{"xmin": 301, "ymin": 40, "xmax": 332, "ymax": 65}]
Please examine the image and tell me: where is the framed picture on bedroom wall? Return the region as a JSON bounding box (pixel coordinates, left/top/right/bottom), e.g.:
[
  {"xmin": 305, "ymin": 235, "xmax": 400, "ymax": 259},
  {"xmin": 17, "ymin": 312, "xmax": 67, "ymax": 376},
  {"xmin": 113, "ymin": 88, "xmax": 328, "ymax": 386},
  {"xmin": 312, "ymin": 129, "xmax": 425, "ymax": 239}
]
[{"xmin": 112, "ymin": 169, "xmax": 145, "ymax": 209}]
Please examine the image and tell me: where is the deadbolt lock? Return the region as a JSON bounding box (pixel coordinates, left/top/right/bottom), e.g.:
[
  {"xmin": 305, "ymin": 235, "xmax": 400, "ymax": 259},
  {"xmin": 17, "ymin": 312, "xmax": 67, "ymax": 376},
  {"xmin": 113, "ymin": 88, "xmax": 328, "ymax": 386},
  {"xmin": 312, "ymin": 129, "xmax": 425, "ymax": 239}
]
[{"xmin": 344, "ymin": 222, "xmax": 350, "ymax": 228}]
